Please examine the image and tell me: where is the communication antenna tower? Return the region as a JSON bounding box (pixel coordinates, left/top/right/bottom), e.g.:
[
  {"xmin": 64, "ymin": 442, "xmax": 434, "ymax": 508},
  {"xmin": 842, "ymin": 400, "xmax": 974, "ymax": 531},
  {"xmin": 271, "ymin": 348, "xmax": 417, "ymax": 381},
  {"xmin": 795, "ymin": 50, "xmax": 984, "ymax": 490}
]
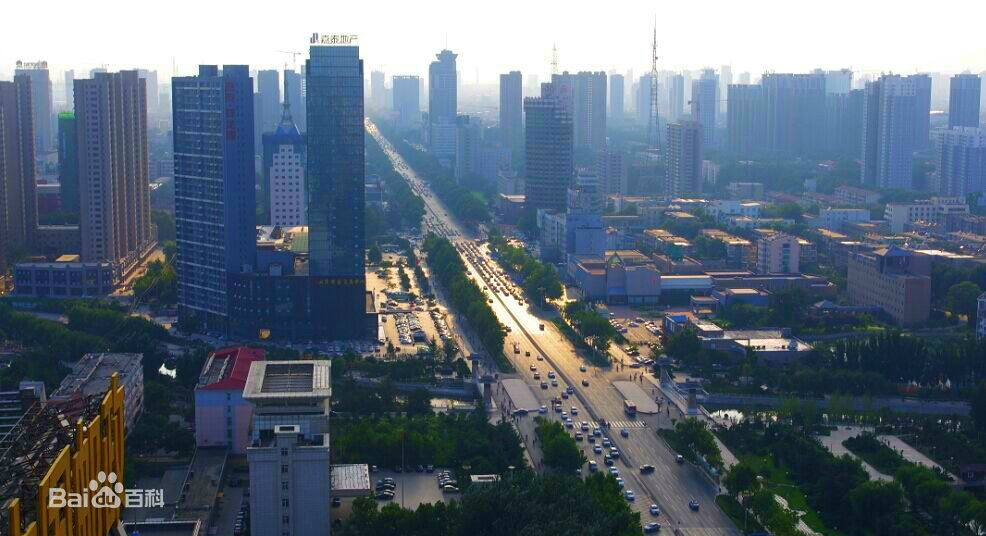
[{"xmin": 648, "ymin": 19, "xmax": 660, "ymax": 153}]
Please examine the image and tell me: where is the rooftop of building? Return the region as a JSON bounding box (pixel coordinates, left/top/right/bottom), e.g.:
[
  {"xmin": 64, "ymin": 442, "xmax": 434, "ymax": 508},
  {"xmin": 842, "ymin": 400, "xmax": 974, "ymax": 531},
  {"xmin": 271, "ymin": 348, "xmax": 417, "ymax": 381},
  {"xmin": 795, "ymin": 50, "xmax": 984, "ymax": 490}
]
[
  {"xmin": 196, "ymin": 347, "xmax": 266, "ymax": 392},
  {"xmin": 722, "ymin": 287, "xmax": 766, "ymax": 296},
  {"xmin": 51, "ymin": 353, "xmax": 142, "ymax": 399},
  {"xmin": 123, "ymin": 520, "xmax": 202, "ymax": 536},
  {"xmin": 331, "ymin": 464, "xmax": 372, "ymax": 497},
  {"xmin": 665, "ymin": 211, "xmax": 697, "ymax": 219},
  {"xmin": 243, "ymin": 360, "xmax": 331, "ymax": 401}
]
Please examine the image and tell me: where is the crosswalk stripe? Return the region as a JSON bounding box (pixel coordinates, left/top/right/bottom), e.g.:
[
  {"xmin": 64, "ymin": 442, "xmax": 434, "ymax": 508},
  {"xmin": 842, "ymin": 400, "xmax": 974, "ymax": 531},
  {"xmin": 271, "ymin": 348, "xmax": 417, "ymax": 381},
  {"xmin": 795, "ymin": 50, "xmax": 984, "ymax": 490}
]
[{"xmin": 587, "ymin": 420, "xmax": 648, "ymax": 429}]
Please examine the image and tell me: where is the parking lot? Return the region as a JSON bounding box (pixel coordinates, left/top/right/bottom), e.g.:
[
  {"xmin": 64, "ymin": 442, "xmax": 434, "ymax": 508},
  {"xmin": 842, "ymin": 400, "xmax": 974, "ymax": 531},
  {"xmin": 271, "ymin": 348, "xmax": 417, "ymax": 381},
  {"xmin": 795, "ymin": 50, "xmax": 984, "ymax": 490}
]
[{"xmin": 369, "ymin": 469, "xmax": 459, "ymax": 510}]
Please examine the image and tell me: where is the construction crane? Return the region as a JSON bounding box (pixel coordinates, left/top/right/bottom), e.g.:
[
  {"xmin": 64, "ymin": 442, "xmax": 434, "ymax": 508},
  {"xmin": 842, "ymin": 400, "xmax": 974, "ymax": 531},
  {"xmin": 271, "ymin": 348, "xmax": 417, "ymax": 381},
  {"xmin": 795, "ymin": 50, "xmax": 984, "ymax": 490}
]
[{"xmin": 278, "ymin": 50, "xmax": 304, "ymax": 71}]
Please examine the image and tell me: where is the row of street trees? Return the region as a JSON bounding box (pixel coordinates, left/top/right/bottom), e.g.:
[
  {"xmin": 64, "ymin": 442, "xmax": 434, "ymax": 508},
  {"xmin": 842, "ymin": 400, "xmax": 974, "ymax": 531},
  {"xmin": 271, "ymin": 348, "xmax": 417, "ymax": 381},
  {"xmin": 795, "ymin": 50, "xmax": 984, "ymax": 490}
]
[
  {"xmin": 423, "ymin": 235, "xmax": 506, "ymax": 367},
  {"xmin": 560, "ymin": 301, "xmax": 618, "ymax": 363},
  {"xmin": 487, "ymin": 234, "xmax": 563, "ymax": 304}
]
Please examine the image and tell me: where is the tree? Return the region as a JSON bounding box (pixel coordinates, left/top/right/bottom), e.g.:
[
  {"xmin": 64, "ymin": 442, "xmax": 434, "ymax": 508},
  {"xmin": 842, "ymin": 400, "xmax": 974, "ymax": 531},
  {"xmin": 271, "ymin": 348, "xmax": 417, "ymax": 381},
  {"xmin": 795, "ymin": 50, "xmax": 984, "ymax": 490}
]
[
  {"xmin": 535, "ymin": 418, "xmax": 586, "ymax": 472},
  {"xmin": 946, "ymin": 281, "xmax": 981, "ymax": 323},
  {"xmin": 848, "ymin": 481, "xmax": 904, "ymax": 533},
  {"xmin": 724, "ymin": 462, "xmax": 759, "ymax": 497},
  {"xmin": 406, "ymin": 389, "xmax": 432, "ymax": 416},
  {"xmin": 368, "ymin": 243, "xmax": 383, "ymax": 265}
]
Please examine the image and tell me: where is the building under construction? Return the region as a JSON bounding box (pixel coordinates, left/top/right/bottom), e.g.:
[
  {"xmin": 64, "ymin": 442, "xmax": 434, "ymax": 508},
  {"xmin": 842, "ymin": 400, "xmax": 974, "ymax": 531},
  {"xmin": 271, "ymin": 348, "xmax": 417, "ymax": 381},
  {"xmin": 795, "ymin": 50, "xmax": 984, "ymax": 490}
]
[{"xmin": 0, "ymin": 375, "xmax": 126, "ymax": 536}]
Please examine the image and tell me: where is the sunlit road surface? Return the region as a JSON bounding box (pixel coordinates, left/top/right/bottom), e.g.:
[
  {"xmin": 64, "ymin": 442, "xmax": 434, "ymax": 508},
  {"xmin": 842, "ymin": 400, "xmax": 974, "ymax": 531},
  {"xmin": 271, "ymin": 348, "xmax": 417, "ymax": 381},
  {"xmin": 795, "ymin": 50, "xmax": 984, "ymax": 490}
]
[{"xmin": 368, "ymin": 120, "xmax": 739, "ymax": 535}]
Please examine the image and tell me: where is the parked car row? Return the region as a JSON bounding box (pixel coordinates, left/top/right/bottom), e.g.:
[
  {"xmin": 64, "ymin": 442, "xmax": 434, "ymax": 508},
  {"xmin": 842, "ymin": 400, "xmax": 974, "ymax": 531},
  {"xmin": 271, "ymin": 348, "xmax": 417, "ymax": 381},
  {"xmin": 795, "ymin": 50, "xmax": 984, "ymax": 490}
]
[{"xmin": 436, "ymin": 470, "xmax": 459, "ymax": 493}]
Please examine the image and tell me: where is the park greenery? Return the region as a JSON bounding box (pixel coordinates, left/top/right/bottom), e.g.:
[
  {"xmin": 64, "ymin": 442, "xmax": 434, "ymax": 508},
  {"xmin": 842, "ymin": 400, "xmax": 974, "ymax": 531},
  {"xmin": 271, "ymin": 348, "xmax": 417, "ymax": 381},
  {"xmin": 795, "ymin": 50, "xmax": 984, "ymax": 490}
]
[
  {"xmin": 561, "ymin": 301, "xmax": 618, "ymax": 362},
  {"xmin": 719, "ymin": 420, "xmax": 985, "ymax": 535},
  {"xmin": 534, "ymin": 418, "xmax": 586, "ymax": 472},
  {"xmin": 842, "ymin": 432, "xmax": 910, "ymax": 476},
  {"xmin": 132, "ymin": 241, "xmax": 177, "ymax": 308},
  {"xmin": 487, "ymin": 234, "xmax": 563, "ymax": 303},
  {"xmin": 423, "ymin": 235, "xmax": 507, "ymax": 369},
  {"xmin": 332, "ymin": 413, "xmax": 525, "ymax": 475},
  {"xmin": 377, "ymin": 125, "xmax": 491, "ymax": 226},
  {"xmin": 657, "ymin": 418, "xmax": 723, "ymax": 469},
  {"xmin": 338, "ymin": 471, "xmax": 640, "ymax": 536}
]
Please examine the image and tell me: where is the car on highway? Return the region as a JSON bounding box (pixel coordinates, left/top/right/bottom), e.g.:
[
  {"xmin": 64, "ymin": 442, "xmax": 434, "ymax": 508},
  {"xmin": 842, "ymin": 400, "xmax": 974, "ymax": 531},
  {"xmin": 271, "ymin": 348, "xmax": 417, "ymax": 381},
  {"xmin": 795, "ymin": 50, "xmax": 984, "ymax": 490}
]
[
  {"xmin": 649, "ymin": 504, "xmax": 660, "ymax": 515},
  {"xmin": 602, "ymin": 438, "xmax": 611, "ymax": 448},
  {"xmin": 688, "ymin": 500, "xmax": 700, "ymax": 511},
  {"xmin": 604, "ymin": 457, "xmax": 614, "ymax": 466},
  {"xmin": 525, "ymin": 351, "xmax": 530, "ymax": 357},
  {"xmin": 676, "ymin": 455, "xmax": 685, "ymax": 464},
  {"xmin": 511, "ymin": 409, "xmax": 528, "ymax": 417},
  {"xmin": 579, "ymin": 365, "xmax": 587, "ymax": 372},
  {"xmin": 529, "ymin": 364, "xmax": 537, "ymax": 371},
  {"xmin": 582, "ymin": 379, "xmax": 589, "ymax": 386},
  {"xmin": 537, "ymin": 354, "xmax": 544, "ymax": 361},
  {"xmin": 643, "ymin": 522, "xmax": 662, "ymax": 533},
  {"xmin": 533, "ymin": 372, "xmax": 540, "ymax": 380},
  {"xmin": 587, "ymin": 435, "xmax": 596, "ymax": 444},
  {"xmin": 594, "ymin": 445, "xmax": 603, "ymax": 454},
  {"xmin": 551, "ymin": 379, "xmax": 558, "ymax": 386},
  {"xmin": 608, "ymin": 467, "xmax": 619, "ymax": 476},
  {"xmin": 538, "ymin": 405, "xmax": 547, "ymax": 414},
  {"xmin": 624, "ymin": 490, "xmax": 635, "ymax": 501},
  {"xmin": 561, "ymin": 391, "xmax": 569, "ymax": 399},
  {"xmin": 547, "ymin": 371, "xmax": 555, "ymax": 379},
  {"xmin": 615, "ymin": 477, "xmax": 624, "ymax": 488},
  {"xmin": 574, "ymin": 432, "xmax": 583, "ymax": 441},
  {"xmin": 610, "ymin": 448, "xmax": 620, "ymax": 458},
  {"xmin": 640, "ymin": 464, "xmax": 655, "ymax": 474},
  {"xmin": 565, "ymin": 419, "xmax": 574, "ymax": 428},
  {"xmin": 620, "ymin": 428, "xmax": 629, "ymax": 437},
  {"xmin": 540, "ymin": 381, "xmax": 548, "ymax": 389},
  {"xmin": 570, "ymin": 406, "xmax": 577, "ymax": 415},
  {"xmin": 588, "ymin": 461, "xmax": 597, "ymax": 472}
]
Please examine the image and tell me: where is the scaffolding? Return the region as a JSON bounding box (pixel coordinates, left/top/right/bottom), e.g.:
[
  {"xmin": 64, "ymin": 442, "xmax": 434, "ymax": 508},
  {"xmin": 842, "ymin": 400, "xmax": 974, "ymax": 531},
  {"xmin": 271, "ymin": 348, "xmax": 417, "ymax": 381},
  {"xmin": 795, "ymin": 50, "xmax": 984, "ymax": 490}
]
[{"xmin": 0, "ymin": 394, "xmax": 102, "ymax": 536}]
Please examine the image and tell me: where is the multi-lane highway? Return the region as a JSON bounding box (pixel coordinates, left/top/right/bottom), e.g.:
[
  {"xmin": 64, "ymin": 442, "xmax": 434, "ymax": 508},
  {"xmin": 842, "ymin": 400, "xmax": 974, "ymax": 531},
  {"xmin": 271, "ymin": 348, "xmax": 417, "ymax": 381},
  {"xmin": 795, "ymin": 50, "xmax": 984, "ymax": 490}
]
[{"xmin": 369, "ymin": 120, "xmax": 739, "ymax": 536}]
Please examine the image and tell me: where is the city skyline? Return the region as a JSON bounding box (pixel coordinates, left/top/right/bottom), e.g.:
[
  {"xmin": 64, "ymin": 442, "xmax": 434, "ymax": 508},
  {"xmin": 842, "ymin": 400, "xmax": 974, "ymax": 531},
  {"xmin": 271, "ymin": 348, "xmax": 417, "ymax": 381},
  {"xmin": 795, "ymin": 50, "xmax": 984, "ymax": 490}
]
[{"xmin": 4, "ymin": 0, "xmax": 986, "ymax": 85}]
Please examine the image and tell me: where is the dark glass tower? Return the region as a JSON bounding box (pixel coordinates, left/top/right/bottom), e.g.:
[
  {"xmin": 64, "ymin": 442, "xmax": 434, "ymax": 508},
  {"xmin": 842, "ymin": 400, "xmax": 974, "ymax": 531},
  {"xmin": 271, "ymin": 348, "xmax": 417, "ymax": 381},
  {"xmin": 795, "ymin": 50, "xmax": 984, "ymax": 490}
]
[
  {"xmin": 306, "ymin": 44, "xmax": 367, "ymax": 338},
  {"xmin": 172, "ymin": 65, "xmax": 256, "ymax": 332}
]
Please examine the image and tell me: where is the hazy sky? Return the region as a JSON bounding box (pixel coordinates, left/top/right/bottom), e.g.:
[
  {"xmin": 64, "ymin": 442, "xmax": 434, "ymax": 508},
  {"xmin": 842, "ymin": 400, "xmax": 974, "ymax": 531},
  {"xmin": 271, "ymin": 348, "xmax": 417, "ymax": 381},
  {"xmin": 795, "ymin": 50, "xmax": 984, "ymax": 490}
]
[{"xmin": 4, "ymin": 0, "xmax": 985, "ymax": 85}]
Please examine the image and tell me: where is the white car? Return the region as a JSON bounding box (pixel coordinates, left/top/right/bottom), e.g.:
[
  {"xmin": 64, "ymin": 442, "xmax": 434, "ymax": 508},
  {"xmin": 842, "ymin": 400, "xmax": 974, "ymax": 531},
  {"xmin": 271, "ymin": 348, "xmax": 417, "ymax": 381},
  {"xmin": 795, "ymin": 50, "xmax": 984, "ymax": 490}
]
[{"xmin": 625, "ymin": 490, "xmax": 635, "ymax": 501}]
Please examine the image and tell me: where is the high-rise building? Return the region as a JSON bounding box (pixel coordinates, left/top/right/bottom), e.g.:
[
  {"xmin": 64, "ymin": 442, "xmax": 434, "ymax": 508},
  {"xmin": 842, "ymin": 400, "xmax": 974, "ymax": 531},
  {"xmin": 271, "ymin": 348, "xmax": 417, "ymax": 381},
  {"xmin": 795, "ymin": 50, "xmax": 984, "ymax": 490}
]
[
  {"xmin": 57, "ymin": 112, "xmax": 78, "ymax": 213},
  {"xmin": 761, "ymin": 72, "xmax": 826, "ymax": 158},
  {"xmin": 524, "ymin": 82, "xmax": 573, "ymax": 213},
  {"xmin": 0, "ymin": 76, "xmax": 37, "ymax": 269},
  {"xmin": 455, "ymin": 115, "xmax": 481, "ymax": 181},
  {"xmin": 912, "ymin": 74, "xmax": 932, "ymax": 150},
  {"xmin": 63, "ymin": 70, "xmax": 74, "ymax": 109},
  {"xmin": 370, "ymin": 69, "xmax": 386, "ymax": 111},
  {"xmin": 824, "ymin": 89, "xmax": 864, "ymax": 158},
  {"xmin": 719, "ymin": 65, "xmax": 733, "ymax": 114},
  {"xmin": 429, "ymin": 49, "xmax": 458, "ymax": 163},
  {"xmin": 738, "ymin": 72, "xmax": 751, "ymax": 85},
  {"xmin": 305, "ymin": 43, "xmax": 368, "ymax": 339},
  {"xmin": 861, "ymin": 75, "xmax": 918, "ymax": 190},
  {"xmin": 392, "ymin": 75, "xmax": 420, "ymax": 132},
  {"xmin": 668, "ymin": 74, "xmax": 684, "ymax": 121},
  {"xmin": 137, "ymin": 69, "xmax": 159, "ymax": 115},
  {"xmin": 610, "ymin": 74, "xmax": 624, "ymax": 121},
  {"xmin": 257, "ymin": 69, "xmax": 281, "ymax": 133},
  {"xmin": 726, "ymin": 84, "xmax": 765, "ymax": 156},
  {"xmin": 666, "ymin": 120, "xmax": 703, "ymax": 197},
  {"xmin": 499, "ymin": 71, "xmax": 523, "ymax": 159},
  {"xmin": 173, "ymin": 65, "xmax": 256, "ymax": 333},
  {"xmin": 14, "ymin": 60, "xmax": 53, "ymax": 155},
  {"xmin": 936, "ymin": 127, "xmax": 986, "ymax": 196},
  {"xmin": 74, "ymin": 71, "xmax": 152, "ymax": 266},
  {"xmin": 824, "ymin": 69, "xmax": 853, "ymax": 95},
  {"xmin": 244, "ymin": 360, "xmax": 332, "ymax": 536},
  {"xmin": 284, "ymin": 69, "xmax": 306, "ymax": 132},
  {"xmin": 573, "ymin": 71, "xmax": 606, "ymax": 153},
  {"xmin": 596, "ymin": 149, "xmax": 627, "ymax": 196},
  {"xmin": 690, "ymin": 70, "xmax": 718, "ymax": 147},
  {"xmin": 525, "ymin": 74, "xmax": 539, "ymax": 98},
  {"xmin": 263, "ymin": 95, "xmax": 306, "ymax": 226},
  {"xmin": 949, "ymin": 74, "xmax": 981, "ymax": 129},
  {"xmin": 636, "ymin": 74, "xmax": 653, "ymax": 124}
]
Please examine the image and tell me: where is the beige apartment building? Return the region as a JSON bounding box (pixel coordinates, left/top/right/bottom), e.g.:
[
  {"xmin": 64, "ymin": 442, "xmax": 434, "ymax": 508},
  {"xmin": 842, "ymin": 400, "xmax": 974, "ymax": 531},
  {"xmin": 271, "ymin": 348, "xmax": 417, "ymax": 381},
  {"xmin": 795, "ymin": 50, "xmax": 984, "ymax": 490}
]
[{"xmin": 847, "ymin": 247, "xmax": 931, "ymax": 326}]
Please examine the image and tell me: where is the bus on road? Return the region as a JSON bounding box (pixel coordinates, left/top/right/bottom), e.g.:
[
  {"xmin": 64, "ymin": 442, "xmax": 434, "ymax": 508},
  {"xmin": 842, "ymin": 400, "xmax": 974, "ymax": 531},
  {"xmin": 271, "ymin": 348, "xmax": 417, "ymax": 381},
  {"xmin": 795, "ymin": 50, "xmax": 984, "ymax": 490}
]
[{"xmin": 623, "ymin": 400, "xmax": 637, "ymax": 417}]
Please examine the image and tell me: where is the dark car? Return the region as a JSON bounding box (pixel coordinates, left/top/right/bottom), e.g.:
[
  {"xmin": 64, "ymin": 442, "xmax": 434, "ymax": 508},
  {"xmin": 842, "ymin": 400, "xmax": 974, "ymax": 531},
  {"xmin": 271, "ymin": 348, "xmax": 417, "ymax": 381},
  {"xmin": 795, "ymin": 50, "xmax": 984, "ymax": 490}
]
[
  {"xmin": 640, "ymin": 464, "xmax": 655, "ymax": 474},
  {"xmin": 643, "ymin": 522, "xmax": 662, "ymax": 533},
  {"xmin": 426, "ymin": 464, "xmax": 435, "ymax": 473},
  {"xmin": 416, "ymin": 465, "xmax": 425, "ymax": 473},
  {"xmin": 689, "ymin": 500, "xmax": 700, "ymax": 511},
  {"xmin": 331, "ymin": 497, "xmax": 342, "ymax": 508}
]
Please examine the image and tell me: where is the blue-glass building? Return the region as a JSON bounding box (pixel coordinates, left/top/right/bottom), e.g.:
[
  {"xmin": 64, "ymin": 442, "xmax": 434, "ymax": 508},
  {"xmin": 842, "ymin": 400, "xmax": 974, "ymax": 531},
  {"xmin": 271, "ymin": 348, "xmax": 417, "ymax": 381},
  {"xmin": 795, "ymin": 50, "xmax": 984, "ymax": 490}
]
[
  {"xmin": 173, "ymin": 65, "xmax": 256, "ymax": 332},
  {"xmin": 305, "ymin": 44, "xmax": 368, "ymax": 339}
]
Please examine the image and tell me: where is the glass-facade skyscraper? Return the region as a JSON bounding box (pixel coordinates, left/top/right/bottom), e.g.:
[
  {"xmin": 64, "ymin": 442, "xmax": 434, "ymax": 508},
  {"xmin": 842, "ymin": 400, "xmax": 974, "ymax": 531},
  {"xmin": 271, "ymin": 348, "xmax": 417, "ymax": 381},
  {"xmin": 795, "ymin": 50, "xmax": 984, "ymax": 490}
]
[
  {"xmin": 173, "ymin": 65, "xmax": 256, "ymax": 332},
  {"xmin": 305, "ymin": 43, "xmax": 368, "ymax": 338}
]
